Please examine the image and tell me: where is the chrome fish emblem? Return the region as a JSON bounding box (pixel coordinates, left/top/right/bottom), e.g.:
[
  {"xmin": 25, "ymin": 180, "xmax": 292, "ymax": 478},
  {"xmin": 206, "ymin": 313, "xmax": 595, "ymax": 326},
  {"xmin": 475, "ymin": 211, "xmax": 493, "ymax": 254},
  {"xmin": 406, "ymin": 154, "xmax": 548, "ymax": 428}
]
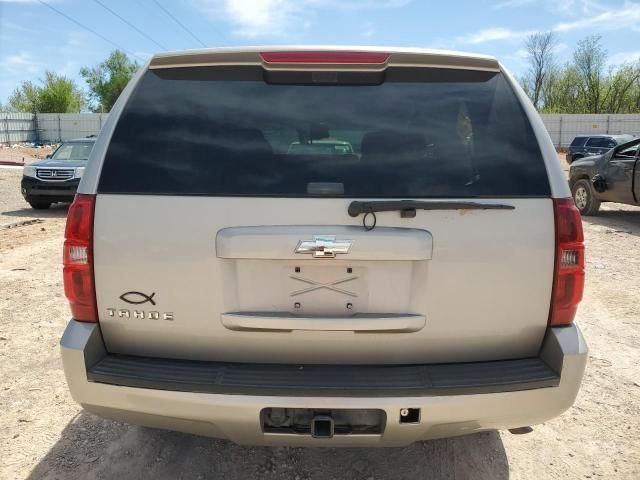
[{"xmin": 119, "ymin": 291, "xmax": 156, "ymax": 305}]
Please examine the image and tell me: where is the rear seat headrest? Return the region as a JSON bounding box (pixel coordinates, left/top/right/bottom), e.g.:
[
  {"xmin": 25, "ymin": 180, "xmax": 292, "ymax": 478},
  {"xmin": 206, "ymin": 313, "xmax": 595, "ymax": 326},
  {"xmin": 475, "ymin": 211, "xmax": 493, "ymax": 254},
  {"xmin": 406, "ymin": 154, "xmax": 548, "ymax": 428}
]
[{"xmin": 361, "ymin": 130, "xmax": 427, "ymax": 159}]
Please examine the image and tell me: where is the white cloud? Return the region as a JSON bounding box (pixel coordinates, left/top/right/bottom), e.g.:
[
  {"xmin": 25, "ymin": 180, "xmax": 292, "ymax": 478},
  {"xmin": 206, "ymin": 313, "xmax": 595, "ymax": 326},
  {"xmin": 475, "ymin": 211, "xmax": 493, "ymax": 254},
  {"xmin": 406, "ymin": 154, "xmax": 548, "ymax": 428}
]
[
  {"xmin": 552, "ymin": 0, "xmax": 606, "ymax": 15},
  {"xmin": 608, "ymin": 50, "xmax": 640, "ymax": 65},
  {"xmin": 494, "ymin": 0, "xmax": 604, "ymax": 13},
  {"xmin": 553, "ymin": 2, "xmax": 640, "ymax": 32},
  {"xmin": 493, "ymin": 0, "xmax": 534, "ymax": 8},
  {"xmin": 224, "ymin": 0, "xmax": 303, "ymax": 38},
  {"xmin": 1, "ymin": 21, "xmax": 34, "ymax": 33},
  {"xmin": 192, "ymin": 0, "xmax": 411, "ymax": 37},
  {"xmin": 0, "ymin": 52, "xmax": 41, "ymax": 76},
  {"xmin": 458, "ymin": 27, "xmax": 535, "ymax": 45},
  {"xmin": 461, "ymin": 2, "xmax": 640, "ymax": 45},
  {"xmin": 513, "ymin": 48, "xmax": 528, "ymax": 59},
  {"xmin": 553, "ymin": 42, "xmax": 568, "ymax": 53}
]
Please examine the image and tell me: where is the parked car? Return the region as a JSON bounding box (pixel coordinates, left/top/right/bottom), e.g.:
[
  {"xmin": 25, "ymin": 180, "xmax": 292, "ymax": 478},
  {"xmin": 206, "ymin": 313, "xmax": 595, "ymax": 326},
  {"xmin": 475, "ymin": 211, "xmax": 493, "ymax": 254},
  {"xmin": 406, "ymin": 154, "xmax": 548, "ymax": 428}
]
[
  {"xmin": 60, "ymin": 47, "xmax": 587, "ymax": 447},
  {"xmin": 569, "ymin": 137, "xmax": 640, "ymax": 215},
  {"xmin": 21, "ymin": 137, "xmax": 96, "ymax": 209},
  {"xmin": 566, "ymin": 134, "xmax": 634, "ymax": 164}
]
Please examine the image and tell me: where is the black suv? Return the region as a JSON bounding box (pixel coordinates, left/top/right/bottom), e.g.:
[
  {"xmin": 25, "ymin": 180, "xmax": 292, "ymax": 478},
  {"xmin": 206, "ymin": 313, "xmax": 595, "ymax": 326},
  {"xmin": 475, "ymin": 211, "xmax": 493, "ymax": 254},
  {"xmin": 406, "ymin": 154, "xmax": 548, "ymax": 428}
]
[
  {"xmin": 21, "ymin": 137, "xmax": 95, "ymax": 209},
  {"xmin": 566, "ymin": 134, "xmax": 634, "ymax": 164}
]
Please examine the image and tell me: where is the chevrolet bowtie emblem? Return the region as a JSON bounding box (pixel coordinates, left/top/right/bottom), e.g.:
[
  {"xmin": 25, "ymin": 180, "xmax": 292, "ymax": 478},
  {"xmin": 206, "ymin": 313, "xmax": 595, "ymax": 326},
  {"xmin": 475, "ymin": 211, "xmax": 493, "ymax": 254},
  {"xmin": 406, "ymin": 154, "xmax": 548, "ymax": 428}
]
[{"xmin": 295, "ymin": 236, "xmax": 353, "ymax": 258}]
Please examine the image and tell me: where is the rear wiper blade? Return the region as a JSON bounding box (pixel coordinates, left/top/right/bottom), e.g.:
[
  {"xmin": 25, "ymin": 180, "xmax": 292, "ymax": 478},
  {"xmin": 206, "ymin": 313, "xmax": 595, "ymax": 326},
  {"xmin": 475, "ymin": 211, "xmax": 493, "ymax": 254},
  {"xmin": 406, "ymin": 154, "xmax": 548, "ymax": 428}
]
[{"xmin": 348, "ymin": 200, "xmax": 515, "ymax": 218}]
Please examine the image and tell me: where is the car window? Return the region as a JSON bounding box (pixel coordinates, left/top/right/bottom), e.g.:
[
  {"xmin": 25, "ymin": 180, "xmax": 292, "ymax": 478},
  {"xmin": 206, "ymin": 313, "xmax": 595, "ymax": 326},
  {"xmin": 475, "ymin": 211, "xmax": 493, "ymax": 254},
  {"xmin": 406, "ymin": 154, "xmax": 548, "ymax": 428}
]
[
  {"xmin": 615, "ymin": 136, "xmax": 634, "ymax": 144},
  {"xmin": 51, "ymin": 142, "xmax": 93, "ymax": 161},
  {"xmin": 570, "ymin": 137, "xmax": 587, "ymax": 147},
  {"xmin": 585, "ymin": 137, "xmax": 605, "ymax": 147},
  {"xmin": 615, "ymin": 141, "xmax": 640, "ymax": 157},
  {"xmin": 100, "ymin": 66, "xmax": 549, "ymax": 197}
]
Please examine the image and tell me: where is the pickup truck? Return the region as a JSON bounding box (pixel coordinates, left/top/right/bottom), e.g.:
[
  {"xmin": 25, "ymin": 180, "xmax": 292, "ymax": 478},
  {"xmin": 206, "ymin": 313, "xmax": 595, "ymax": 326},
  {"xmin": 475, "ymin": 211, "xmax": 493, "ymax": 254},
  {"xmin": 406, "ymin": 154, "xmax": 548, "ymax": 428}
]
[{"xmin": 569, "ymin": 137, "xmax": 640, "ymax": 215}]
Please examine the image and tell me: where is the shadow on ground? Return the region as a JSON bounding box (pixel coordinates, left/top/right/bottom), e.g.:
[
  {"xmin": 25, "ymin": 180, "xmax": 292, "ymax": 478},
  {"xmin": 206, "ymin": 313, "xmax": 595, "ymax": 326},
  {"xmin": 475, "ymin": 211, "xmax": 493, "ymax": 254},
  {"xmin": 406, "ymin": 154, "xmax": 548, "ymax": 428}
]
[
  {"xmin": 27, "ymin": 413, "xmax": 509, "ymax": 480},
  {"xmin": 2, "ymin": 204, "xmax": 69, "ymax": 220},
  {"xmin": 583, "ymin": 204, "xmax": 640, "ymax": 238}
]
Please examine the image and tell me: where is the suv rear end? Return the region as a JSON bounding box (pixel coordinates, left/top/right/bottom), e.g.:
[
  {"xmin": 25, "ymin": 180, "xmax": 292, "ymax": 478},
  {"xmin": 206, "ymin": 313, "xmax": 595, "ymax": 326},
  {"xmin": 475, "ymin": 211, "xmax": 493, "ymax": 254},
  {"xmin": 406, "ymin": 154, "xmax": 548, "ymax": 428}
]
[{"xmin": 60, "ymin": 47, "xmax": 587, "ymax": 446}]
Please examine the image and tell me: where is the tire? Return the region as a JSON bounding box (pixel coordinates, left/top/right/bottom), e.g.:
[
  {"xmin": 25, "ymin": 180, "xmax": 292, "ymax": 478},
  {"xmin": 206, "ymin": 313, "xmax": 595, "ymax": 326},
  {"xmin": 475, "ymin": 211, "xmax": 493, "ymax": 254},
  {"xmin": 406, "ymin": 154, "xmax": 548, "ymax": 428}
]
[
  {"xmin": 571, "ymin": 179, "xmax": 600, "ymax": 216},
  {"xmin": 28, "ymin": 201, "xmax": 51, "ymax": 210}
]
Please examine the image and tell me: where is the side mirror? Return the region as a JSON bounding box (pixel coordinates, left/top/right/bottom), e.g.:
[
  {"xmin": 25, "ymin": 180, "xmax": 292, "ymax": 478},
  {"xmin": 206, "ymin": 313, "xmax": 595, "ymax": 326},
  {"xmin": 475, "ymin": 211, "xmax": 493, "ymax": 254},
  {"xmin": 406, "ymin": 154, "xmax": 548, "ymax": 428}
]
[
  {"xmin": 45, "ymin": 154, "xmax": 51, "ymax": 159},
  {"xmin": 592, "ymin": 174, "xmax": 607, "ymax": 193}
]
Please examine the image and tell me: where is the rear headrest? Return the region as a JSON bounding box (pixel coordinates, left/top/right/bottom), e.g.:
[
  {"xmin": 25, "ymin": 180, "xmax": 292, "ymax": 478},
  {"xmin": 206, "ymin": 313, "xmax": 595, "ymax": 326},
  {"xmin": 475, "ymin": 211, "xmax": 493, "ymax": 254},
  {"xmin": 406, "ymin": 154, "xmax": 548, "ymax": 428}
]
[
  {"xmin": 360, "ymin": 130, "xmax": 426, "ymax": 159},
  {"xmin": 215, "ymin": 127, "xmax": 273, "ymax": 154}
]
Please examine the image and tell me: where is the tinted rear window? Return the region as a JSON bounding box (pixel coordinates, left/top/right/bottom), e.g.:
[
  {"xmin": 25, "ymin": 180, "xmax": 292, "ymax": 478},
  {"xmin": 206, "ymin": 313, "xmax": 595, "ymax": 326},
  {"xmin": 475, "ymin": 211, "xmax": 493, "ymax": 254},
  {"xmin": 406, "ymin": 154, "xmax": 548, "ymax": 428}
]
[
  {"xmin": 586, "ymin": 137, "xmax": 616, "ymax": 148},
  {"xmin": 570, "ymin": 137, "xmax": 587, "ymax": 147},
  {"xmin": 99, "ymin": 66, "xmax": 549, "ymax": 197}
]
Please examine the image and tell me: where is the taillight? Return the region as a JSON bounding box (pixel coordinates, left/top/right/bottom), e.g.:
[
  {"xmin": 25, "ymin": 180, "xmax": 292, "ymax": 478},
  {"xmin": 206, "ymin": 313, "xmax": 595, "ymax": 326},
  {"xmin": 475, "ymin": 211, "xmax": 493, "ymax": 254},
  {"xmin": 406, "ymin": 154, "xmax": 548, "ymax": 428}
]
[
  {"xmin": 260, "ymin": 51, "xmax": 389, "ymax": 64},
  {"xmin": 63, "ymin": 194, "xmax": 97, "ymax": 322},
  {"xmin": 549, "ymin": 198, "xmax": 585, "ymax": 326}
]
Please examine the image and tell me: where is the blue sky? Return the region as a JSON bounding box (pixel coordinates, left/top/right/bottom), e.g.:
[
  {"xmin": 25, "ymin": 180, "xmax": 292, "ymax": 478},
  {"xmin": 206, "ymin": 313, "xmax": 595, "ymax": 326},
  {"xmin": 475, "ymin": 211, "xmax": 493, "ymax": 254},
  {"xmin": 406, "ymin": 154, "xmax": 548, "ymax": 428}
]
[{"xmin": 1, "ymin": 0, "xmax": 640, "ymax": 104}]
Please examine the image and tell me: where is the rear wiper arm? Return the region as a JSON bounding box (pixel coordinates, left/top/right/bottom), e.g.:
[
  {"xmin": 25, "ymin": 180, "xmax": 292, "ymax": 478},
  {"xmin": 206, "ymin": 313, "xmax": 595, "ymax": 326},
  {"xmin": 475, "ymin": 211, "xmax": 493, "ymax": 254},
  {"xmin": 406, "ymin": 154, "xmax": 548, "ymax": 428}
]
[{"xmin": 348, "ymin": 200, "xmax": 515, "ymax": 218}]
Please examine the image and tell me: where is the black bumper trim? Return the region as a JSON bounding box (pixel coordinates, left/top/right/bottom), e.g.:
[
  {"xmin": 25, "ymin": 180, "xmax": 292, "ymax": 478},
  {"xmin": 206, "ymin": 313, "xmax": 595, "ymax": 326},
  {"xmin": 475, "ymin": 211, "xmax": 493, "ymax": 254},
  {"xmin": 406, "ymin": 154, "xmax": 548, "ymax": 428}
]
[
  {"xmin": 87, "ymin": 354, "xmax": 560, "ymax": 397},
  {"xmin": 21, "ymin": 176, "xmax": 79, "ymax": 199}
]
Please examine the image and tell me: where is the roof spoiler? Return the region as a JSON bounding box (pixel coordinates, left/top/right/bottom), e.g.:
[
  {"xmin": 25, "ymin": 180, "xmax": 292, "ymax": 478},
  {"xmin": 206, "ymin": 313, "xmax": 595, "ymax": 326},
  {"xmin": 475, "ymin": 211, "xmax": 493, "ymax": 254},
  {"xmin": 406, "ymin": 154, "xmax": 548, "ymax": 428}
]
[{"xmin": 149, "ymin": 47, "xmax": 500, "ymax": 72}]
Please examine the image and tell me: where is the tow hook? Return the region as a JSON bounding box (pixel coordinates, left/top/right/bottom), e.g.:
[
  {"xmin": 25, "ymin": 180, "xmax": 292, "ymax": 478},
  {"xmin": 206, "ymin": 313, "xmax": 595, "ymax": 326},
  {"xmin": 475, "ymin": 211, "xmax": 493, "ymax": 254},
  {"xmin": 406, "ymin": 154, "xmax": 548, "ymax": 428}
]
[{"xmin": 508, "ymin": 426, "xmax": 533, "ymax": 435}]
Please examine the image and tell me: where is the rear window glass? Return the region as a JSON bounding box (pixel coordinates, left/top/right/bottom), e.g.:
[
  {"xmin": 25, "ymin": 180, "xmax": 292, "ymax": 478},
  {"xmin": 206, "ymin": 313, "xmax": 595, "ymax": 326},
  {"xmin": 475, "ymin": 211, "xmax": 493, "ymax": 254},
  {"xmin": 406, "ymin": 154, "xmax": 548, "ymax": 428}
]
[
  {"xmin": 585, "ymin": 137, "xmax": 614, "ymax": 148},
  {"xmin": 99, "ymin": 66, "xmax": 549, "ymax": 197},
  {"xmin": 570, "ymin": 137, "xmax": 587, "ymax": 147}
]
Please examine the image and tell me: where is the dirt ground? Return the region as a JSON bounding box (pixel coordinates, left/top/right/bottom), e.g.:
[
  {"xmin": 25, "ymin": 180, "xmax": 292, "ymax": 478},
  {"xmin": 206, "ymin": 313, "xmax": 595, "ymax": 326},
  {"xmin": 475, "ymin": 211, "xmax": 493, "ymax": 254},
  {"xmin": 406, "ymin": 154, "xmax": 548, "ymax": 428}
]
[
  {"xmin": 0, "ymin": 145, "xmax": 56, "ymax": 165},
  {"xmin": 1, "ymin": 165, "xmax": 639, "ymax": 479}
]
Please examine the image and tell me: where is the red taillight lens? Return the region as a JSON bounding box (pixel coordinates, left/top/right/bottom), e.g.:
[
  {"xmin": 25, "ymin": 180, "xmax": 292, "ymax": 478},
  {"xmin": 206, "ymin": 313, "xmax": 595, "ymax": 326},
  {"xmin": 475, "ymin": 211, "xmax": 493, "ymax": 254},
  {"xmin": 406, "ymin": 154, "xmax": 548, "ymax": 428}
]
[
  {"xmin": 63, "ymin": 194, "xmax": 97, "ymax": 322},
  {"xmin": 260, "ymin": 51, "xmax": 389, "ymax": 64},
  {"xmin": 549, "ymin": 198, "xmax": 585, "ymax": 326}
]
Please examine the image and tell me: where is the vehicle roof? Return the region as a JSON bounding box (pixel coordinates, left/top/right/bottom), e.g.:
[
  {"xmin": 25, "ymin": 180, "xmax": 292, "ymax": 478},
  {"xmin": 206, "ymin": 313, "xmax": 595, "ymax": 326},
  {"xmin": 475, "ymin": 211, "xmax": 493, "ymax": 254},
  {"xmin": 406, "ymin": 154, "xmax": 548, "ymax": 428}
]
[
  {"xmin": 65, "ymin": 137, "xmax": 97, "ymax": 143},
  {"xmin": 149, "ymin": 46, "xmax": 500, "ymax": 72},
  {"xmin": 575, "ymin": 134, "xmax": 632, "ymax": 138}
]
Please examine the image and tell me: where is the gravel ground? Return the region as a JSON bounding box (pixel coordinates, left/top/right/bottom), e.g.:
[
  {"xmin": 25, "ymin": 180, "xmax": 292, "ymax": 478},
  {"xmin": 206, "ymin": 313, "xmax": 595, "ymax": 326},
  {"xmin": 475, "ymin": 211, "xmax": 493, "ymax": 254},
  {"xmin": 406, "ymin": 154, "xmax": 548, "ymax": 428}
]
[
  {"xmin": 0, "ymin": 145, "xmax": 55, "ymax": 165},
  {"xmin": 0, "ymin": 165, "xmax": 639, "ymax": 479}
]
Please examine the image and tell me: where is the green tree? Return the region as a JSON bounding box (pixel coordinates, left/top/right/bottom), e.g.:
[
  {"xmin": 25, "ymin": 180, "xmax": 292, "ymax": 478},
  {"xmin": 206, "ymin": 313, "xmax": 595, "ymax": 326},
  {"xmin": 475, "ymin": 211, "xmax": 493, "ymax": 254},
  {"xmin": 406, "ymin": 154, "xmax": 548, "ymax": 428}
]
[
  {"xmin": 8, "ymin": 73, "xmax": 84, "ymax": 113},
  {"xmin": 38, "ymin": 72, "xmax": 85, "ymax": 112},
  {"xmin": 601, "ymin": 63, "xmax": 640, "ymax": 113},
  {"xmin": 80, "ymin": 50, "xmax": 139, "ymax": 112},
  {"xmin": 523, "ymin": 33, "xmax": 640, "ymax": 113},
  {"xmin": 8, "ymin": 80, "xmax": 41, "ymax": 113},
  {"xmin": 541, "ymin": 66, "xmax": 583, "ymax": 113},
  {"xmin": 523, "ymin": 31, "xmax": 556, "ymax": 109},
  {"xmin": 573, "ymin": 35, "xmax": 607, "ymax": 113}
]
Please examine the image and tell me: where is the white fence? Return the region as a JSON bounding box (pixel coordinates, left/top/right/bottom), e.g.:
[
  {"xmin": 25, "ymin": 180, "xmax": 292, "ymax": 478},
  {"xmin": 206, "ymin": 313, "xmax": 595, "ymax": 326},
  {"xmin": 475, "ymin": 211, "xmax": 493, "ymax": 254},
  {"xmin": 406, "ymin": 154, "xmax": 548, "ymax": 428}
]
[
  {"xmin": 2, "ymin": 113, "xmax": 640, "ymax": 147},
  {"xmin": 0, "ymin": 113, "xmax": 34, "ymax": 144},
  {"xmin": 0, "ymin": 113, "xmax": 108, "ymax": 144},
  {"xmin": 35, "ymin": 113, "xmax": 109, "ymax": 142},
  {"xmin": 540, "ymin": 114, "xmax": 640, "ymax": 147}
]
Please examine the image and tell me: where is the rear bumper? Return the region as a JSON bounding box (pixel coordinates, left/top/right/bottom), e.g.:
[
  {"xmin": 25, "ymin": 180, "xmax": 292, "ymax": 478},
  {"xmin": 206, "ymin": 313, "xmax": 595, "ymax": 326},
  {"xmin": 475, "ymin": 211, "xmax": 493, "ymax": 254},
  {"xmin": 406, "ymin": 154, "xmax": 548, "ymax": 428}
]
[{"xmin": 61, "ymin": 321, "xmax": 587, "ymax": 446}]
